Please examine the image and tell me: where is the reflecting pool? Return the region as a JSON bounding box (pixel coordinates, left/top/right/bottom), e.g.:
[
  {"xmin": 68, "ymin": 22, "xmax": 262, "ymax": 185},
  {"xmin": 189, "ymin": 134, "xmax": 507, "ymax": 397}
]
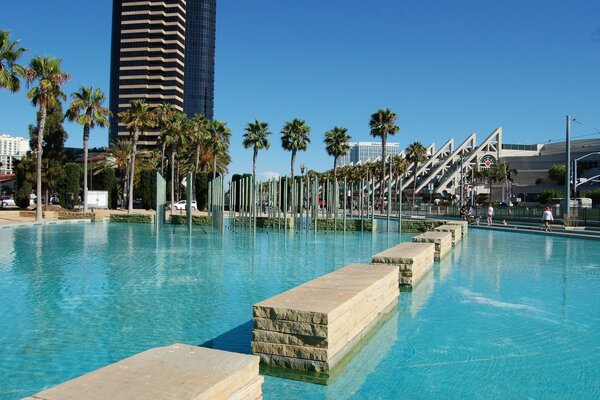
[{"xmin": 0, "ymin": 222, "xmax": 598, "ymax": 399}]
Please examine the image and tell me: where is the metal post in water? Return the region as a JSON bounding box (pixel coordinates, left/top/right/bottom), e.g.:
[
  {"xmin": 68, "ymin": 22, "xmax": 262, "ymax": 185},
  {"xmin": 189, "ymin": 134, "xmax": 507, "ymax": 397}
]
[
  {"xmin": 398, "ymin": 176, "xmax": 403, "ymax": 233},
  {"xmin": 371, "ymin": 175, "xmax": 375, "ymax": 228},
  {"xmin": 387, "ymin": 158, "xmax": 392, "ymax": 232},
  {"xmin": 343, "ymin": 177, "xmax": 347, "ymax": 232}
]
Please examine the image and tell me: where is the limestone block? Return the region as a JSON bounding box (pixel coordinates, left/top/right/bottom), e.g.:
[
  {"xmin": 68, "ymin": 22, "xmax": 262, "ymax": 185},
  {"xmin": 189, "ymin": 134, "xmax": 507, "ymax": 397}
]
[
  {"xmin": 252, "ymin": 263, "xmax": 399, "ymax": 374},
  {"xmin": 26, "ymin": 343, "xmax": 262, "ymax": 400},
  {"xmin": 371, "ymin": 242, "xmax": 435, "ymax": 287},
  {"xmin": 434, "ymin": 224, "xmax": 462, "ymax": 246},
  {"xmin": 445, "ymin": 220, "xmax": 468, "ymax": 236},
  {"xmin": 229, "ymin": 376, "xmax": 264, "ymax": 400},
  {"xmin": 412, "ymin": 231, "xmax": 452, "ymax": 261},
  {"xmin": 254, "ymin": 264, "xmax": 396, "ymax": 325}
]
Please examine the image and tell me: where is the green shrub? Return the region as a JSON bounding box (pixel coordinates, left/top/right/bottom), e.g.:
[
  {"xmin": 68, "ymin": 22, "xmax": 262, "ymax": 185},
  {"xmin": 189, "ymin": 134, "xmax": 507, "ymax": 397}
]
[
  {"xmin": 536, "ymin": 189, "xmax": 562, "ymax": 205},
  {"xmin": 580, "ymin": 188, "xmax": 600, "ymax": 207},
  {"xmin": 110, "ymin": 214, "xmax": 153, "ymax": 223},
  {"xmin": 138, "ymin": 169, "xmax": 157, "ymax": 210},
  {"xmin": 60, "ymin": 163, "xmax": 82, "ymax": 208}
]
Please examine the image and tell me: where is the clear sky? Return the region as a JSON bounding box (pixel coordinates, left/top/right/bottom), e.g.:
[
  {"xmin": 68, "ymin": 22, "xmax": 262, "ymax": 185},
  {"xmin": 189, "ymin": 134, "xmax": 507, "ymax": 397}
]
[{"xmin": 1, "ymin": 0, "xmax": 599, "ymax": 180}]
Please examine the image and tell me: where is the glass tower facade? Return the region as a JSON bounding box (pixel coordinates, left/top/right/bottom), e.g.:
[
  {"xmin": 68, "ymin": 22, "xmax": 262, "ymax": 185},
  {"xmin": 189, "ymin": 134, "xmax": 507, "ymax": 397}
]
[
  {"xmin": 184, "ymin": 0, "xmax": 216, "ymax": 120},
  {"xmin": 109, "ymin": 0, "xmax": 216, "ymax": 147}
]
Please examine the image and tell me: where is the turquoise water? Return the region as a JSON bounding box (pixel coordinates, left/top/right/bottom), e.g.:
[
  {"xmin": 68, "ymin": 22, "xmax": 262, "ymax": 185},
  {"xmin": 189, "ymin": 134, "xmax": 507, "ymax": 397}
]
[{"xmin": 0, "ymin": 222, "xmax": 598, "ymax": 399}]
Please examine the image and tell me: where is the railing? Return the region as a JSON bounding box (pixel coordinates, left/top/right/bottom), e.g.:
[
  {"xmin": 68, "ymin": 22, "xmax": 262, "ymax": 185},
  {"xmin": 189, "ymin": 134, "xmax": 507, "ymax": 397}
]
[{"xmin": 391, "ymin": 203, "xmax": 600, "ymax": 227}]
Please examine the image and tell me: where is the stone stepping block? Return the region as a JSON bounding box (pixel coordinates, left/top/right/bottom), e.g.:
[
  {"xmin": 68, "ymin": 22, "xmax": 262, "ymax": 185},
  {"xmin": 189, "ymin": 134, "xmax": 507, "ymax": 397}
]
[
  {"xmin": 252, "ymin": 263, "xmax": 398, "ymax": 373},
  {"xmin": 412, "ymin": 231, "xmax": 452, "ymax": 261},
  {"xmin": 445, "ymin": 220, "xmax": 468, "ymax": 237},
  {"xmin": 24, "ymin": 343, "xmax": 262, "ymax": 400},
  {"xmin": 371, "ymin": 242, "xmax": 435, "ymax": 288},
  {"xmin": 434, "ymin": 224, "xmax": 462, "ymax": 246}
]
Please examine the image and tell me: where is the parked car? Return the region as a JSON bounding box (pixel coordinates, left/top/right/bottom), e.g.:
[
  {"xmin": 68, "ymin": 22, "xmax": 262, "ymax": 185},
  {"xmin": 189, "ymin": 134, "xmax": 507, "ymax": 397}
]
[
  {"xmin": 169, "ymin": 200, "xmax": 197, "ymax": 210},
  {"xmin": 0, "ymin": 196, "xmax": 16, "ymax": 208}
]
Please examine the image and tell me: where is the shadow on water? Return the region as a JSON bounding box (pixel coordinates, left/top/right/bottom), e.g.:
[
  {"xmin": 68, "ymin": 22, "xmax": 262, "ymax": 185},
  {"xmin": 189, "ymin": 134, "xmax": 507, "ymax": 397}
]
[{"xmin": 199, "ymin": 320, "xmax": 253, "ymax": 355}]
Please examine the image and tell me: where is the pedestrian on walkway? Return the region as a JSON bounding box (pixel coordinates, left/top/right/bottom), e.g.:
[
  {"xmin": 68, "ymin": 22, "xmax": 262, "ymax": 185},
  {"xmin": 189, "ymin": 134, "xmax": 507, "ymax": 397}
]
[
  {"xmin": 542, "ymin": 206, "xmax": 554, "ymax": 231},
  {"xmin": 487, "ymin": 203, "xmax": 494, "ymax": 226}
]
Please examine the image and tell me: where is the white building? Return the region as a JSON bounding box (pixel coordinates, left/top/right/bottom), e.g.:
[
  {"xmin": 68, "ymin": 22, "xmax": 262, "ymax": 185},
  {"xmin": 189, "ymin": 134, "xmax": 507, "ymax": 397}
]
[
  {"xmin": 0, "ymin": 134, "xmax": 30, "ymax": 174},
  {"xmin": 339, "ymin": 142, "xmax": 401, "ymax": 166}
]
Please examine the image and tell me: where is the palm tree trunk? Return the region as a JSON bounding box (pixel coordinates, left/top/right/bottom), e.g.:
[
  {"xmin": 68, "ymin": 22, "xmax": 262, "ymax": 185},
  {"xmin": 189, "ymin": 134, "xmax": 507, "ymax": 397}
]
[
  {"xmin": 161, "ymin": 143, "xmax": 166, "ymax": 176},
  {"xmin": 36, "ymin": 104, "xmax": 47, "ymax": 222},
  {"xmin": 212, "ymin": 154, "xmax": 217, "ymax": 182},
  {"xmin": 128, "ymin": 127, "xmax": 139, "ymax": 213},
  {"xmin": 291, "ymin": 151, "xmax": 296, "ymax": 181},
  {"xmin": 252, "ymin": 147, "xmax": 258, "ymax": 180},
  {"xmin": 83, "ymin": 123, "xmax": 90, "ymax": 213},
  {"xmin": 195, "ymin": 143, "xmax": 200, "ymax": 174},
  {"xmin": 333, "ymin": 157, "xmax": 338, "ymax": 212}
]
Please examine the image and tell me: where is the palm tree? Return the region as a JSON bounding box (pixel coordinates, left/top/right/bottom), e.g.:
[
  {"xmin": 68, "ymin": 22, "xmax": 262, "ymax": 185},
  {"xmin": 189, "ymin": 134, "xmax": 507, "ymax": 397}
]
[
  {"xmin": 25, "ymin": 56, "xmax": 71, "ymax": 221},
  {"xmin": 281, "ymin": 118, "xmax": 311, "ymax": 180},
  {"xmin": 118, "ymin": 99, "xmax": 155, "ymax": 213},
  {"xmin": 102, "ymin": 139, "xmax": 132, "ymax": 206},
  {"xmin": 0, "ymin": 30, "xmax": 26, "ymax": 92},
  {"xmin": 65, "ymin": 86, "xmax": 111, "ymax": 213},
  {"xmin": 207, "ymin": 120, "xmax": 231, "ymax": 181},
  {"xmin": 491, "ymin": 162, "xmax": 517, "ymax": 203},
  {"xmin": 369, "ymin": 108, "xmax": 399, "ymax": 207},
  {"xmin": 159, "ymin": 111, "xmax": 189, "ymax": 212},
  {"xmin": 154, "ymin": 102, "xmax": 176, "ymax": 175},
  {"xmin": 324, "ymin": 126, "xmax": 351, "ymax": 185},
  {"xmin": 190, "ymin": 114, "xmax": 209, "ymax": 174},
  {"xmin": 243, "ymin": 120, "xmax": 272, "ymax": 180},
  {"xmin": 406, "ymin": 141, "xmax": 428, "ymax": 205}
]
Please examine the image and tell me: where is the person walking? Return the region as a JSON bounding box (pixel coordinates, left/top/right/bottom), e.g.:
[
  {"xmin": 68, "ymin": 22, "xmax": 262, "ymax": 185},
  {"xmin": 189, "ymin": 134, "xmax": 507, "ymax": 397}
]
[
  {"xmin": 542, "ymin": 206, "xmax": 554, "ymax": 231},
  {"xmin": 486, "ymin": 203, "xmax": 494, "ymax": 226}
]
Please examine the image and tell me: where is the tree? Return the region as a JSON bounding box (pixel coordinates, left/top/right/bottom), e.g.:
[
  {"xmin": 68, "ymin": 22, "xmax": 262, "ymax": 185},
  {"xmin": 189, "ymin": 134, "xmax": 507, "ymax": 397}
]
[
  {"xmin": 207, "ymin": 120, "xmax": 231, "ymax": 180},
  {"xmin": 25, "ymin": 56, "xmax": 71, "ymax": 221},
  {"xmin": 406, "ymin": 141, "xmax": 428, "ymax": 205},
  {"xmin": 0, "ymin": 30, "xmax": 26, "ymax": 92},
  {"xmin": 243, "ymin": 120, "xmax": 272, "ymax": 181},
  {"xmin": 102, "ymin": 139, "xmax": 131, "ymax": 206},
  {"xmin": 65, "ymin": 86, "xmax": 111, "ymax": 212},
  {"xmin": 154, "ymin": 102, "xmax": 176, "ymax": 175},
  {"xmin": 324, "ymin": 126, "xmax": 351, "ymax": 186},
  {"xmin": 493, "ymin": 162, "xmax": 518, "ymax": 203},
  {"xmin": 159, "ymin": 111, "xmax": 189, "ymax": 212},
  {"xmin": 190, "ymin": 113, "xmax": 209, "ymax": 174},
  {"xmin": 369, "ymin": 108, "xmax": 399, "ymax": 207},
  {"xmin": 59, "ymin": 163, "xmax": 82, "ymax": 208},
  {"xmin": 29, "ymin": 101, "xmax": 69, "ymax": 206},
  {"xmin": 548, "ymin": 163, "xmax": 566, "ymax": 185},
  {"xmin": 281, "ymin": 118, "xmax": 310, "ymax": 180},
  {"xmin": 118, "ymin": 99, "xmax": 155, "ymax": 213}
]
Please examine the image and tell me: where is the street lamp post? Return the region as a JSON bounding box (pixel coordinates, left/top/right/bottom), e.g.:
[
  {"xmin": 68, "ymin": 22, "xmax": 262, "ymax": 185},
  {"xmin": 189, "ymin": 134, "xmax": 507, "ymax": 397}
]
[
  {"xmin": 565, "ymin": 115, "xmax": 571, "ymax": 216},
  {"xmin": 573, "ymin": 152, "xmax": 600, "ymax": 194}
]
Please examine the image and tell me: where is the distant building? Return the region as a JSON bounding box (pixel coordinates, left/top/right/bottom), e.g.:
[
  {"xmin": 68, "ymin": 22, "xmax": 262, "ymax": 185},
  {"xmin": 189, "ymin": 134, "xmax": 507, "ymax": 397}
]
[
  {"xmin": 339, "ymin": 142, "xmax": 401, "ymax": 166},
  {"xmin": 0, "ymin": 134, "xmax": 29, "ymax": 174},
  {"xmin": 109, "ymin": 0, "xmax": 216, "ymax": 148}
]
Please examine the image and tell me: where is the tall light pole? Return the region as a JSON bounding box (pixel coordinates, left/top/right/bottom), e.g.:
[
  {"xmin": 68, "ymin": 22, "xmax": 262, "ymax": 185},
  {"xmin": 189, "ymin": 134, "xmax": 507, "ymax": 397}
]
[
  {"xmin": 565, "ymin": 115, "xmax": 571, "ymax": 215},
  {"xmin": 573, "ymin": 152, "xmax": 600, "ymax": 193}
]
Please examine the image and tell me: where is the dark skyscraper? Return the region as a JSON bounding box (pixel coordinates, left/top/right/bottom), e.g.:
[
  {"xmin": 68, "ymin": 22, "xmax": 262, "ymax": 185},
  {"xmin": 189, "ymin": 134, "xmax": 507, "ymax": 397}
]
[
  {"xmin": 184, "ymin": 0, "xmax": 216, "ymax": 120},
  {"xmin": 109, "ymin": 0, "xmax": 216, "ymax": 147}
]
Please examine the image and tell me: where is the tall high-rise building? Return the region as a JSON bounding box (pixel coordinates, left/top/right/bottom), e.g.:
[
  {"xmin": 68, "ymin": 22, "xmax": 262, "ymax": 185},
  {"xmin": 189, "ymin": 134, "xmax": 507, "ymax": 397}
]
[
  {"xmin": 0, "ymin": 134, "xmax": 30, "ymax": 174},
  {"xmin": 109, "ymin": 0, "xmax": 216, "ymax": 147}
]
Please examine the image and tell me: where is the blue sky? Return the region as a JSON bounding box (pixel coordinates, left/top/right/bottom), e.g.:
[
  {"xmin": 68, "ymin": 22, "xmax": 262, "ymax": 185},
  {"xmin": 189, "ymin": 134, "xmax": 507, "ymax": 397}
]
[{"xmin": 1, "ymin": 0, "xmax": 599, "ymax": 179}]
